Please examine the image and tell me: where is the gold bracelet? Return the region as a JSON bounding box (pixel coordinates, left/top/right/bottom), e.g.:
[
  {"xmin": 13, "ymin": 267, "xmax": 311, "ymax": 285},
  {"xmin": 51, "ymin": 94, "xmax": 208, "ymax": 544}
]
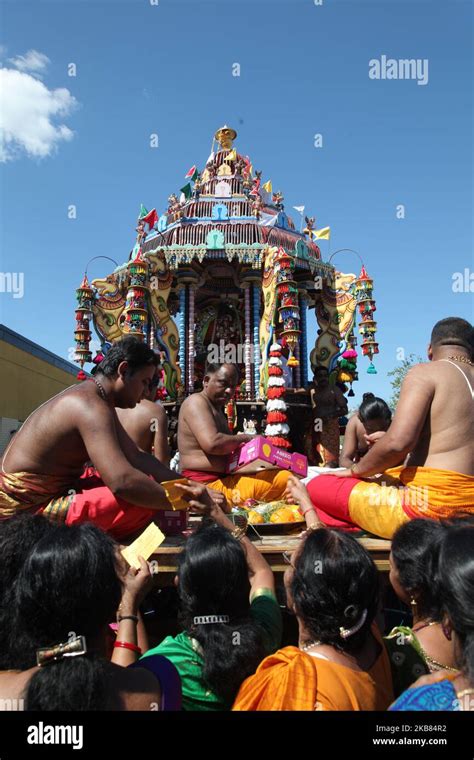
[{"xmin": 230, "ymin": 526, "xmax": 246, "ymax": 541}]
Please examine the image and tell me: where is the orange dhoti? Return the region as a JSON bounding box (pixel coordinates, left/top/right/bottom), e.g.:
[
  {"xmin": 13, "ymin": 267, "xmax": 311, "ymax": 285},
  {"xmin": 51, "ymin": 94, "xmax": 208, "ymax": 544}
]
[
  {"xmin": 182, "ymin": 468, "xmax": 292, "ymax": 505},
  {"xmin": 306, "ymin": 466, "xmax": 474, "ymax": 539}
]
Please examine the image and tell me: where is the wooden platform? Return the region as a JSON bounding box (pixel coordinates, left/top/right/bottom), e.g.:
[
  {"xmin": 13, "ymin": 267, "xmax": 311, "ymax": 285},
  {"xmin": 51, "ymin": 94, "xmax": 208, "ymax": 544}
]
[{"xmin": 151, "ymin": 534, "xmax": 391, "ymax": 585}]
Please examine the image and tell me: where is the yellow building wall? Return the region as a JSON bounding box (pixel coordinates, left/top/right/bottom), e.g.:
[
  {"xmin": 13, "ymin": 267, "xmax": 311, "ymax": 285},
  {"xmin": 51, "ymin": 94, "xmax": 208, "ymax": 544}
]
[{"xmin": 0, "ymin": 340, "xmax": 78, "ymax": 421}]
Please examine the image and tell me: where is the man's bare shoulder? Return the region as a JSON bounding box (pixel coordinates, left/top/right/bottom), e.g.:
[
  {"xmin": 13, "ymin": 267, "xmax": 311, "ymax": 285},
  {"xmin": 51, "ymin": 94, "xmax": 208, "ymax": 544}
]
[
  {"xmin": 52, "ymin": 383, "xmax": 107, "ymax": 414},
  {"xmin": 180, "ymin": 393, "xmax": 206, "ymax": 414},
  {"xmin": 404, "ymin": 362, "xmax": 440, "ymax": 382},
  {"xmin": 346, "ymin": 414, "xmax": 359, "ymax": 429},
  {"xmin": 139, "ymin": 399, "xmax": 167, "ymax": 420}
]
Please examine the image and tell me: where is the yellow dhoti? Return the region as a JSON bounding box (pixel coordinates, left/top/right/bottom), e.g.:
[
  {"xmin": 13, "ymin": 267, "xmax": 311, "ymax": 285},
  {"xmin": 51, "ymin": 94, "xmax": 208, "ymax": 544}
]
[
  {"xmin": 182, "ymin": 467, "xmax": 292, "ymax": 506},
  {"xmin": 307, "ymin": 466, "xmax": 474, "ymax": 539}
]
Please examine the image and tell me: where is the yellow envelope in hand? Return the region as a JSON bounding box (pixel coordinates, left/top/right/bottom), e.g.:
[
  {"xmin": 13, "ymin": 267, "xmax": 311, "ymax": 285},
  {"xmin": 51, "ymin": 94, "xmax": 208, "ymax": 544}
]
[
  {"xmin": 161, "ymin": 478, "xmax": 191, "ymax": 511},
  {"xmin": 121, "ymin": 522, "xmax": 165, "ymax": 569}
]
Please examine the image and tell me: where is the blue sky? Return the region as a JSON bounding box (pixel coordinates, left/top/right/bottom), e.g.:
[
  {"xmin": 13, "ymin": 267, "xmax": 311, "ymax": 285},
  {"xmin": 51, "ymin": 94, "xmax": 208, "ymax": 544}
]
[{"xmin": 1, "ymin": 0, "xmax": 472, "ymax": 409}]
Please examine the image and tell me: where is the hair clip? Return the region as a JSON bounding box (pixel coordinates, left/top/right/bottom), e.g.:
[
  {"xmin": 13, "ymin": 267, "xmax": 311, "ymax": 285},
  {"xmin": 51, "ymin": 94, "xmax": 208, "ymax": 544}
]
[
  {"xmin": 36, "ymin": 635, "xmax": 87, "ymax": 667},
  {"xmin": 193, "ymin": 615, "xmax": 230, "ymax": 625},
  {"xmin": 339, "ymin": 609, "xmax": 368, "ymax": 640}
]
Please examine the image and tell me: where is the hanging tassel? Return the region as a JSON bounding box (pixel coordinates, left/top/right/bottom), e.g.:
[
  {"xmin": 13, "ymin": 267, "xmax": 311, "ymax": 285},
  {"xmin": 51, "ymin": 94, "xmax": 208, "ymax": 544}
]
[
  {"xmin": 367, "ymin": 363, "xmax": 377, "ymax": 374},
  {"xmin": 348, "ymin": 385, "xmax": 355, "ymax": 397}
]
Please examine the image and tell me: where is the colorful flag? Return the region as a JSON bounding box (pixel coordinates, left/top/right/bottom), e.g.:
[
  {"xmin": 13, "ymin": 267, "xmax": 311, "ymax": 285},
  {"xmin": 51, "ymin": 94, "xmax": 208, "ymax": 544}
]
[
  {"xmin": 185, "ymin": 165, "xmax": 199, "ymax": 181},
  {"xmin": 179, "ymin": 183, "xmax": 193, "ymax": 200},
  {"xmin": 262, "ymin": 180, "xmax": 272, "ymax": 193},
  {"xmin": 139, "ymin": 204, "xmax": 148, "ymax": 219},
  {"xmin": 141, "ymin": 208, "xmax": 158, "ymax": 229},
  {"xmin": 315, "ymin": 226, "xmax": 331, "ymax": 240},
  {"xmin": 293, "ymin": 205, "xmax": 305, "ymax": 214}
]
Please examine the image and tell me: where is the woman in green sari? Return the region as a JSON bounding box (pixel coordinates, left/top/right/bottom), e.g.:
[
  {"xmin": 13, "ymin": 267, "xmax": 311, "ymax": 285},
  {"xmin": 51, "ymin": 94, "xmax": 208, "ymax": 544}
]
[{"xmin": 141, "ymin": 490, "xmax": 282, "ymax": 710}]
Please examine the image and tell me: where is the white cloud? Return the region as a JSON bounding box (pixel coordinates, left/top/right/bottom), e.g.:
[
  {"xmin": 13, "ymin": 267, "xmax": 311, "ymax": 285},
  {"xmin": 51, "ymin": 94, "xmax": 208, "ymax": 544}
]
[
  {"xmin": 0, "ymin": 68, "xmax": 78, "ymax": 162},
  {"xmin": 8, "ymin": 49, "xmax": 50, "ymax": 75}
]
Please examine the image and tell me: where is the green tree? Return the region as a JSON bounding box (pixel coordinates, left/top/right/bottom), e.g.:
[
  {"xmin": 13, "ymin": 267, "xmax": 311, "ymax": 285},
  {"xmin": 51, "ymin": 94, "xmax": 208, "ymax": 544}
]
[{"xmin": 387, "ymin": 354, "xmax": 423, "ymax": 411}]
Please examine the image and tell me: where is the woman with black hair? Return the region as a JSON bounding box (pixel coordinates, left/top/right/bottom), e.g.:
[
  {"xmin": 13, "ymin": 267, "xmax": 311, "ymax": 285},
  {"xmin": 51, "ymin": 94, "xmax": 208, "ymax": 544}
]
[
  {"xmin": 233, "ymin": 528, "xmax": 394, "ymax": 710},
  {"xmin": 0, "ymin": 521, "xmax": 181, "ymax": 710},
  {"xmin": 0, "ymin": 513, "xmax": 54, "ymax": 671},
  {"xmin": 390, "ymin": 523, "xmax": 474, "ymax": 710},
  {"xmin": 339, "ymin": 393, "xmax": 392, "ymax": 469},
  {"xmin": 385, "ymin": 519, "xmax": 456, "ymax": 695},
  {"xmin": 141, "ymin": 490, "xmax": 282, "ymax": 710}
]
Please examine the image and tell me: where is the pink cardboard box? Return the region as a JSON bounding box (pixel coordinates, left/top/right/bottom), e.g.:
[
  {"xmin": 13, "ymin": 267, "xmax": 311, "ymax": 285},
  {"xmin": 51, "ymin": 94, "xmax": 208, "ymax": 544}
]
[{"xmin": 227, "ymin": 436, "xmax": 307, "ymax": 477}]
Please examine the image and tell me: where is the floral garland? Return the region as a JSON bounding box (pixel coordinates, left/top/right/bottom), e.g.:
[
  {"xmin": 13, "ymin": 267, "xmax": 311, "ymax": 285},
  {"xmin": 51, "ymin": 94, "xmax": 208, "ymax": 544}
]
[{"xmin": 264, "ymin": 342, "xmax": 291, "ymax": 449}]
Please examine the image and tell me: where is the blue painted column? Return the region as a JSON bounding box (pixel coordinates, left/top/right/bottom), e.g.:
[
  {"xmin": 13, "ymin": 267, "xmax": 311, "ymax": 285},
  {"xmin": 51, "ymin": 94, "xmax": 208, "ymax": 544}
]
[
  {"xmin": 299, "ymin": 292, "xmax": 309, "ymax": 386},
  {"xmin": 252, "ymin": 284, "xmax": 261, "ymax": 399}
]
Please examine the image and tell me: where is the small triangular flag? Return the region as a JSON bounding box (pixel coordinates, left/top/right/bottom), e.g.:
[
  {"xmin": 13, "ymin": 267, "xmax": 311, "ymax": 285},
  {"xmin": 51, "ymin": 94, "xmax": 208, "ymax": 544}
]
[
  {"xmin": 141, "ymin": 208, "xmax": 158, "ymax": 229},
  {"xmin": 315, "ymin": 226, "xmax": 331, "ymax": 240},
  {"xmin": 263, "ymin": 180, "xmax": 272, "ymax": 193},
  {"xmin": 179, "ymin": 183, "xmax": 193, "ymax": 200},
  {"xmin": 139, "ymin": 204, "xmax": 148, "ymax": 219},
  {"xmin": 185, "ymin": 165, "xmax": 198, "ymax": 179}
]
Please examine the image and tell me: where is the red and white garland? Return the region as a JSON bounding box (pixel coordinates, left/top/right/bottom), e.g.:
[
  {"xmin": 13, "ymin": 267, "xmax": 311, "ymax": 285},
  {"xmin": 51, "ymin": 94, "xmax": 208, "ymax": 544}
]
[{"xmin": 264, "ymin": 342, "xmax": 291, "ymax": 449}]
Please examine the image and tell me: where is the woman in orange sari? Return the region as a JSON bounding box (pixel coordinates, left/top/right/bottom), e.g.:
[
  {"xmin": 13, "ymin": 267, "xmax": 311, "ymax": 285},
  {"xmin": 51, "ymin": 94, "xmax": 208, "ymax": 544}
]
[{"xmin": 233, "ymin": 528, "xmax": 394, "ymax": 711}]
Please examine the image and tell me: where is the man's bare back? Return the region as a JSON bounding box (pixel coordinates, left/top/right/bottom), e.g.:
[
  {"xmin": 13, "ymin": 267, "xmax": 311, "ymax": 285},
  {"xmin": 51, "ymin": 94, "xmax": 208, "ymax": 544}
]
[
  {"xmin": 116, "ymin": 400, "xmax": 170, "ymax": 464},
  {"xmin": 347, "ymin": 351, "xmax": 474, "ymax": 480},
  {"xmin": 2, "ymin": 383, "xmax": 100, "ymax": 480},
  {"xmin": 406, "ymin": 360, "xmax": 473, "ymax": 475}
]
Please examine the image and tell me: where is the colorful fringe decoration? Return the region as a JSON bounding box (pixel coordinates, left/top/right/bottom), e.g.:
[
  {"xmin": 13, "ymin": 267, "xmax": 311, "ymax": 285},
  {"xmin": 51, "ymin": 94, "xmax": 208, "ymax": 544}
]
[
  {"xmin": 74, "ymin": 275, "xmax": 93, "ymax": 367},
  {"xmin": 355, "ymin": 266, "xmax": 379, "ymax": 371},
  {"xmin": 275, "ymin": 248, "xmax": 300, "ymax": 366}
]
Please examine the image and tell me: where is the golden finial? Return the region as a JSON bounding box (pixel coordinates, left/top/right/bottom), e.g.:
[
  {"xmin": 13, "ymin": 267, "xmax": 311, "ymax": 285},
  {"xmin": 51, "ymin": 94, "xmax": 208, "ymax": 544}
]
[{"xmin": 214, "ymin": 125, "xmax": 237, "ymax": 150}]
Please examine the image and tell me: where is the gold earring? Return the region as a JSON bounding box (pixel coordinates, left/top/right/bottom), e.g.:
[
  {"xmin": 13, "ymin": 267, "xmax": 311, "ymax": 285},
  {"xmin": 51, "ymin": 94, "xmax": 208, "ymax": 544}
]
[{"xmin": 410, "ymin": 596, "xmax": 418, "ymax": 615}]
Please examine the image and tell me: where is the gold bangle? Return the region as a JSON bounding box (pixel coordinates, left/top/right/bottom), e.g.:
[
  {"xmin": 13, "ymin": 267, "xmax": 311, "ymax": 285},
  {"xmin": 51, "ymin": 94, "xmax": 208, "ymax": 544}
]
[{"xmin": 230, "ymin": 526, "xmax": 246, "ymax": 541}]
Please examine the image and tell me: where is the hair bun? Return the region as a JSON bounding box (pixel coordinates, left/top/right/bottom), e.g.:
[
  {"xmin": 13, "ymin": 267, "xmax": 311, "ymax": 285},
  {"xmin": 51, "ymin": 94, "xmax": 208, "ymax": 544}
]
[{"xmin": 362, "ymin": 393, "xmax": 375, "ymax": 402}]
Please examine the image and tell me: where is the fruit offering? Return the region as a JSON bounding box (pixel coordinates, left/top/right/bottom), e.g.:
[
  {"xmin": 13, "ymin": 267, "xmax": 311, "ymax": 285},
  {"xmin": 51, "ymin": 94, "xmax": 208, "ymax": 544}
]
[{"xmin": 233, "ymin": 499, "xmax": 304, "ymax": 525}]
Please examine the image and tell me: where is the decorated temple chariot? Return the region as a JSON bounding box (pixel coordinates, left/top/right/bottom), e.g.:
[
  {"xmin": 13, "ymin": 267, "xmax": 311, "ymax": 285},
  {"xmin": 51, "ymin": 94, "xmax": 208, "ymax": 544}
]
[{"xmin": 74, "ymin": 125, "xmax": 379, "ymax": 451}]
